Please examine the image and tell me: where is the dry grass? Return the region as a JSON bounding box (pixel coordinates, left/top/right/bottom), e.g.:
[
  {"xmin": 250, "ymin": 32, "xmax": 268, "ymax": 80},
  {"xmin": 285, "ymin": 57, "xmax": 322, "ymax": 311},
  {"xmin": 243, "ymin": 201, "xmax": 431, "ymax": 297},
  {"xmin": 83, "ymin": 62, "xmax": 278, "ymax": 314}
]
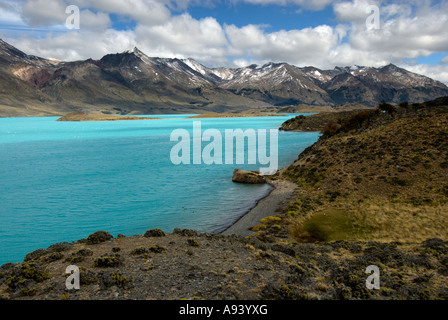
[
  {"xmin": 290, "ymin": 202, "xmax": 448, "ymax": 243},
  {"xmin": 279, "ymin": 105, "xmax": 448, "ymax": 244}
]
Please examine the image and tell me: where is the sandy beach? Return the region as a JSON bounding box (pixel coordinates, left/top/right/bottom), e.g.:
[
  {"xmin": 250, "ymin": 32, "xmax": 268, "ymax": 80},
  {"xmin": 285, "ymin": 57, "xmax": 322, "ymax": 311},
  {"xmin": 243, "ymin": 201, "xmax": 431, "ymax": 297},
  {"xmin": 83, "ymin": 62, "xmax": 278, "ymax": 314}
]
[{"xmin": 221, "ymin": 179, "xmax": 298, "ymax": 236}]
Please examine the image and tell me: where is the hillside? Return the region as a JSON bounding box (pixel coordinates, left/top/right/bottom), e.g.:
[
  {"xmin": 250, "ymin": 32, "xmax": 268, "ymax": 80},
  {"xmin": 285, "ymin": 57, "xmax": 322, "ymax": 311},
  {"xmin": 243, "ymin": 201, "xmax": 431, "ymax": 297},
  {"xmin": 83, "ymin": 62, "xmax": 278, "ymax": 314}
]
[{"xmin": 274, "ymin": 98, "xmax": 448, "ymax": 244}]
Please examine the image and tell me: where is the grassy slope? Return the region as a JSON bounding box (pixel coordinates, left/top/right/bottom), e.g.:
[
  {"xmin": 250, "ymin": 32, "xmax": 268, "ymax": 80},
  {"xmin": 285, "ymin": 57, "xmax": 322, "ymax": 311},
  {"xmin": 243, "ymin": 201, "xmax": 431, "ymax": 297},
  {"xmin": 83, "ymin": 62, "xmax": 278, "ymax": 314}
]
[{"xmin": 271, "ymin": 102, "xmax": 448, "ymax": 243}]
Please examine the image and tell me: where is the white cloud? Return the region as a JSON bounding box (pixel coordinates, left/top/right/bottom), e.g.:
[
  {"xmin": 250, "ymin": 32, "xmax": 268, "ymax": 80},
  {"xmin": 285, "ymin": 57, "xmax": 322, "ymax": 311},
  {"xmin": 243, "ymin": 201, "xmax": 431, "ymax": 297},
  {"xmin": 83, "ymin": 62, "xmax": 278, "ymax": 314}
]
[
  {"xmin": 7, "ymin": 29, "xmax": 137, "ymax": 61},
  {"xmin": 334, "ymin": 0, "xmax": 381, "ymax": 23},
  {"xmin": 21, "ymin": 0, "xmax": 68, "ymax": 27},
  {"xmin": 0, "ymin": 0, "xmax": 25, "ymax": 26},
  {"xmin": 134, "ymin": 13, "xmax": 229, "ymax": 66},
  {"xmin": 79, "ymin": 9, "xmax": 111, "ymax": 31},
  {"xmin": 400, "ymin": 63, "xmax": 448, "ymax": 85},
  {"xmin": 74, "ymin": 0, "xmax": 172, "ymax": 26},
  {"xmin": 225, "ymin": 24, "xmax": 340, "ymax": 67}
]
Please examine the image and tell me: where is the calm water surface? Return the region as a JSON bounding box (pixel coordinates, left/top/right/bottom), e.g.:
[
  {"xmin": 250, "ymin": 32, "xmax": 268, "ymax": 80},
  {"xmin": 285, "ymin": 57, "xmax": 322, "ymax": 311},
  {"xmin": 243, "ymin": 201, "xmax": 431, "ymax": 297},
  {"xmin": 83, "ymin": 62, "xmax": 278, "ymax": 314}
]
[{"xmin": 0, "ymin": 114, "xmax": 320, "ymax": 264}]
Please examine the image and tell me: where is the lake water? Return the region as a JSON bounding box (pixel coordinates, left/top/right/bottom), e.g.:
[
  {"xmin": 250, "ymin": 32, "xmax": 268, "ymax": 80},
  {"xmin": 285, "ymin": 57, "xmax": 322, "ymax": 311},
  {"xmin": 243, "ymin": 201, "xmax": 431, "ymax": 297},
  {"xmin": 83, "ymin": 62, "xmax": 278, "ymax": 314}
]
[{"xmin": 0, "ymin": 114, "xmax": 320, "ymax": 265}]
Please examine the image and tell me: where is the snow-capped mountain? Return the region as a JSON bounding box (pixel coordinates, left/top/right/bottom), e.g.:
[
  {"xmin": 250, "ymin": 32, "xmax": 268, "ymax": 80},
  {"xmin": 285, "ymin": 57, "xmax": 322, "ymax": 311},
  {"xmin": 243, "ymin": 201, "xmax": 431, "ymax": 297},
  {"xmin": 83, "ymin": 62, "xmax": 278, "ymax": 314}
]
[{"xmin": 1, "ymin": 39, "xmax": 448, "ymax": 117}]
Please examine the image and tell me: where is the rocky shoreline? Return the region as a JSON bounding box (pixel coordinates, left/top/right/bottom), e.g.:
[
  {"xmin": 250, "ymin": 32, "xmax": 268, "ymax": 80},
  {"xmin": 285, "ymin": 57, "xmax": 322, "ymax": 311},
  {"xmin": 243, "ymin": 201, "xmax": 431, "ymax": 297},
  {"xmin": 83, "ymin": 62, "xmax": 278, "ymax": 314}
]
[
  {"xmin": 1, "ymin": 226, "xmax": 447, "ymax": 300},
  {"xmin": 222, "ymin": 179, "xmax": 297, "ymax": 237}
]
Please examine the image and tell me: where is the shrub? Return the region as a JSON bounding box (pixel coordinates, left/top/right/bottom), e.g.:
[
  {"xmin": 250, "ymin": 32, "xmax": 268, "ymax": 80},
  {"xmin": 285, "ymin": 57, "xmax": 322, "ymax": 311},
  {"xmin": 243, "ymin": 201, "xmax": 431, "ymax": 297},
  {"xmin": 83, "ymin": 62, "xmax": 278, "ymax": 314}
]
[
  {"xmin": 20, "ymin": 287, "xmax": 38, "ymax": 297},
  {"xmin": 144, "ymin": 228, "xmax": 166, "ymax": 237},
  {"xmin": 45, "ymin": 252, "xmax": 64, "ymax": 262},
  {"xmin": 378, "ymin": 101, "xmax": 397, "ymax": 114},
  {"xmin": 93, "ymin": 254, "xmax": 122, "ymax": 268},
  {"xmin": 130, "ymin": 246, "xmax": 147, "ymax": 255},
  {"xmin": 20, "ymin": 262, "xmax": 49, "ymax": 282},
  {"xmin": 86, "ymin": 231, "xmax": 113, "ymax": 245},
  {"xmin": 387, "ymin": 177, "xmax": 412, "ymax": 186},
  {"xmin": 149, "ymin": 245, "xmax": 166, "ymax": 253},
  {"xmin": 260, "ymin": 216, "xmax": 282, "ymax": 224},
  {"xmin": 399, "ymin": 101, "xmax": 409, "ymax": 109},
  {"xmin": 111, "ymin": 270, "xmax": 133, "ymax": 288},
  {"xmin": 187, "ymin": 238, "xmax": 200, "ymax": 247},
  {"xmin": 301, "ymin": 209, "xmax": 369, "ymax": 242},
  {"xmin": 322, "ymin": 121, "xmax": 341, "ymax": 136},
  {"xmin": 340, "ymin": 110, "xmax": 377, "ymax": 132}
]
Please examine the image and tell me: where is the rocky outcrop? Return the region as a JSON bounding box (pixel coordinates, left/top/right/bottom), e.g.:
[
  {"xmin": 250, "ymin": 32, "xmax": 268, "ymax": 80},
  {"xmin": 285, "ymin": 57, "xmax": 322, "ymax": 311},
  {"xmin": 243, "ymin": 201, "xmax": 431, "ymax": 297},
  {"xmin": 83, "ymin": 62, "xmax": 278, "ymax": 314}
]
[{"xmin": 232, "ymin": 169, "xmax": 267, "ymax": 184}]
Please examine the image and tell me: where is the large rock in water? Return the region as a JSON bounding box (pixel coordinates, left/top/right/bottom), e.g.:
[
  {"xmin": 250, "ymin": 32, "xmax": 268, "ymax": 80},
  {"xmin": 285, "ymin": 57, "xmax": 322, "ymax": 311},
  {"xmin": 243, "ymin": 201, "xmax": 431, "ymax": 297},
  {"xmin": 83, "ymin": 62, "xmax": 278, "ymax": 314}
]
[{"xmin": 232, "ymin": 169, "xmax": 267, "ymax": 184}]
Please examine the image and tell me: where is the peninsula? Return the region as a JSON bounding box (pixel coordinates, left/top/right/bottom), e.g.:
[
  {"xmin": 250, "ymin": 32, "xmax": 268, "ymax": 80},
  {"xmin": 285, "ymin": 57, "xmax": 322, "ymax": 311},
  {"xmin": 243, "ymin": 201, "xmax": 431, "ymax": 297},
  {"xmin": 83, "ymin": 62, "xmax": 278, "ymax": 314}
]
[
  {"xmin": 56, "ymin": 111, "xmax": 160, "ymax": 122},
  {"xmin": 186, "ymin": 112, "xmax": 285, "ymax": 119}
]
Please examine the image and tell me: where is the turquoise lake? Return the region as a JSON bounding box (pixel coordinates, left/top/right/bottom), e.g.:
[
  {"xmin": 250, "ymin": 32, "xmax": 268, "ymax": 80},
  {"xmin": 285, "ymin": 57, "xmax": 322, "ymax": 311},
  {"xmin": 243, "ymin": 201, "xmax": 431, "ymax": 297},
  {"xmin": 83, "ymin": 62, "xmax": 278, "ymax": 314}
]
[{"xmin": 0, "ymin": 114, "xmax": 320, "ymax": 265}]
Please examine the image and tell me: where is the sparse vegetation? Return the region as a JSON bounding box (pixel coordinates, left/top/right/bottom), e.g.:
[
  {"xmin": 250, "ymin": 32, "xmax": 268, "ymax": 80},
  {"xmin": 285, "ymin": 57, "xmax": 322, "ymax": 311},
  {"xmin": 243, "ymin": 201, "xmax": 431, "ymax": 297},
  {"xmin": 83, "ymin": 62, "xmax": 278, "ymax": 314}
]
[{"xmin": 280, "ymin": 101, "xmax": 448, "ymax": 244}]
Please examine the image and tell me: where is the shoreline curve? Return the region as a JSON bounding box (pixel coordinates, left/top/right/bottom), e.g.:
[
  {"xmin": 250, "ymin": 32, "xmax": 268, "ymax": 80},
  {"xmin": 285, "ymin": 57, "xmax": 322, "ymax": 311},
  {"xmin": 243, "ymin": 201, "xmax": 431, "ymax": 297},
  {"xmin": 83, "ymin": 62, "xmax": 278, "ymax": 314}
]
[{"xmin": 221, "ymin": 178, "xmax": 297, "ymax": 237}]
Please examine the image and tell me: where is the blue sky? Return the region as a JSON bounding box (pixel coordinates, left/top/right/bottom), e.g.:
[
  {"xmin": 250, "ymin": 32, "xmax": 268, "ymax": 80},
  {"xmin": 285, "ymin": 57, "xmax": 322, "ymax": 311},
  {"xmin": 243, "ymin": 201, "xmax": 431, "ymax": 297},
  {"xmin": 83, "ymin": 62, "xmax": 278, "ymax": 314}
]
[
  {"xmin": 184, "ymin": 2, "xmax": 337, "ymax": 31},
  {"xmin": 0, "ymin": 0, "xmax": 448, "ymax": 83}
]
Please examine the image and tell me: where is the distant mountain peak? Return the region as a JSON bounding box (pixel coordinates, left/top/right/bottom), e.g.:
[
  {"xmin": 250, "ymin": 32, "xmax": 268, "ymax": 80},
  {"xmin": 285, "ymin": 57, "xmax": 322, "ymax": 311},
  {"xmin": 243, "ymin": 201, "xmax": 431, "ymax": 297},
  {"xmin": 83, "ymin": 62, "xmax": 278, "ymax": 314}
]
[
  {"xmin": 380, "ymin": 63, "xmax": 405, "ymax": 73},
  {"xmin": 130, "ymin": 47, "xmax": 145, "ymax": 56},
  {"xmin": 0, "ymin": 38, "xmax": 447, "ymax": 117}
]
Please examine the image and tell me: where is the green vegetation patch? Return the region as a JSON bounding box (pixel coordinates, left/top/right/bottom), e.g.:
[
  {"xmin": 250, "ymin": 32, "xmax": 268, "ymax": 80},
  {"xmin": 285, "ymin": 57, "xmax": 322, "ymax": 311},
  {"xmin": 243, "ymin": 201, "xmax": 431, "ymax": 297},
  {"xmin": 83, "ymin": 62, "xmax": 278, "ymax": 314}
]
[{"xmin": 303, "ymin": 209, "xmax": 368, "ymax": 242}]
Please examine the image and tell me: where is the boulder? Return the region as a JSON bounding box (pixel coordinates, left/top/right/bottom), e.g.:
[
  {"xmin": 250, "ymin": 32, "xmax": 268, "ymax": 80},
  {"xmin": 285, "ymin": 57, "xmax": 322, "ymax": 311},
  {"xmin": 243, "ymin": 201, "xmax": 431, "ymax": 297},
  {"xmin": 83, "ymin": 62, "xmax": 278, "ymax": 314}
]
[{"xmin": 232, "ymin": 169, "xmax": 267, "ymax": 184}]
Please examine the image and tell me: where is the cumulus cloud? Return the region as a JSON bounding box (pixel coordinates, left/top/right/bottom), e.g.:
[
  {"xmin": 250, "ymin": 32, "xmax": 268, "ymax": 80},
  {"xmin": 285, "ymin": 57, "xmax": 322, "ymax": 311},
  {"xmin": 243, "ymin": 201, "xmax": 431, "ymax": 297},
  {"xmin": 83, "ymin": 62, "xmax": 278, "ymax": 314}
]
[
  {"xmin": 8, "ymin": 29, "xmax": 137, "ymax": 61},
  {"xmin": 0, "ymin": 0, "xmax": 24, "ymax": 26},
  {"xmin": 400, "ymin": 63, "xmax": 448, "ymax": 85},
  {"xmin": 133, "ymin": 13, "xmax": 229, "ymax": 66},
  {"xmin": 225, "ymin": 24, "xmax": 340, "ymax": 67},
  {"xmin": 78, "ymin": 10, "xmax": 111, "ymax": 31},
  {"xmin": 21, "ymin": 0, "xmax": 68, "ymax": 27},
  {"xmin": 73, "ymin": 0, "xmax": 172, "ymax": 26}
]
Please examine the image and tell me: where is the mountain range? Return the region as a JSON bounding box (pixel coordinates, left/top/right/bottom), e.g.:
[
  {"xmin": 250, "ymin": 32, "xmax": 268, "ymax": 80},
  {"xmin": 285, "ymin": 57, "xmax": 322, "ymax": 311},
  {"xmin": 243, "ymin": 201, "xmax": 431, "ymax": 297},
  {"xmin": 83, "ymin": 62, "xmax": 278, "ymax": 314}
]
[{"xmin": 1, "ymin": 38, "xmax": 448, "ymax": 117}]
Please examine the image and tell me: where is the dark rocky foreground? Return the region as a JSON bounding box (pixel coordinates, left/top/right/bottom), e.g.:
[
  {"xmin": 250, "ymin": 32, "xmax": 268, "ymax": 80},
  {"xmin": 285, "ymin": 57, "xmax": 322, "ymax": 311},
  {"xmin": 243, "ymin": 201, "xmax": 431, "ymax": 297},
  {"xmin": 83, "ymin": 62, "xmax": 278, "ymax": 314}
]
[{"xmin": 1, "ymin": 229, "xmax": 447, "ymax": 300}]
